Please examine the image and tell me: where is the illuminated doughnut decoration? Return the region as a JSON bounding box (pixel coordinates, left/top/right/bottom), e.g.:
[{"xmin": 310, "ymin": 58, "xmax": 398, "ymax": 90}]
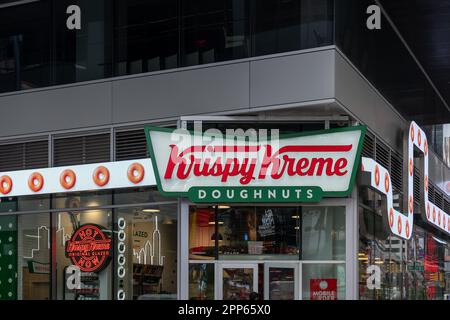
[
  {"xmin": 361, "ymin": 121, "xmax": 450, "ymax": 239},
  {"xmin": 127, "ymin": 163, "xmax": 145, "ymax": 184},
  {"xmin": 0, "ymin": 175, "xmax": 12, "ymax": 195},
  {"xmin": 60, "ymin": 169, "xmax": 76, "ymax": 190},
  {"xmin": 409, "ymin": 196, "xmax": 414, "ymax": 214},
  {"xmin": 374, "ymin": 165, "xmax": 380, "ymax": 187},
  {"xmin": 384, "ymin": 172, "xmax": 390, "ymax": 193},
  {"xmin": 28, "ymin": 172, "xmax": 44, "ymax": 192},
  {"xmin": 405, "ymin": 221, "xmax": 410, "ymax": 238},
  {"xmin": 93, "ymin": 166, "xmax": 110, "ymax": 187},
  {"xmin": 389, "ymin": 208, "xmax": 394, "ymax": 228},
  {"xmin": 409, "ymin": 158, "xmax": 413, "ymax": 176}
]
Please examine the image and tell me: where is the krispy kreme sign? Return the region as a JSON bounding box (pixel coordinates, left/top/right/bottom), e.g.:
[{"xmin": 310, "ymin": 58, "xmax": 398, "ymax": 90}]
[
  {"xmin": 65, "ymin": 224, "xmax": 112, "ymax": 272},
  {"xmin": 144, "ymin": 126, "xmax": 366, "ymax": 202},
  {"xmin": 361, "ymin": 121, "xmax": 450, "ymax": 239}
]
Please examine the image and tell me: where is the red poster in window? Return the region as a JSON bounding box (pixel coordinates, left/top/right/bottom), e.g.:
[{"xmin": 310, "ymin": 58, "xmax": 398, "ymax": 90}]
[
  {"xmin": 65, "ymin": 224, "xmax": 112, "ymax": 272},
  {"xmin": 310, "ymin": 279, "xmax": 337, "ymax": 300}
]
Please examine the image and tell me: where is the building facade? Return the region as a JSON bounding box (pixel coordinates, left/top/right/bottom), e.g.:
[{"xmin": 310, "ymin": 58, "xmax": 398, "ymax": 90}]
[{"xmin": 0, "ymin": 0, "xmax": 449, "ymax": 300}]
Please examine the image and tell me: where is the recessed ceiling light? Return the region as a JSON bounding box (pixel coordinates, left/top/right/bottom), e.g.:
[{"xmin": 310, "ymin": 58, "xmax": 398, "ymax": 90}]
[{"xmin": 142, "ymin": 208, "xmax": 160, "ymax": 213}]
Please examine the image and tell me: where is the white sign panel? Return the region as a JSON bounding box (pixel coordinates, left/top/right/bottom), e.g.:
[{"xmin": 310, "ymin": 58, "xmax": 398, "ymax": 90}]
[
  {"xmin": 0, "ymin": 159, "xmax": 156, "ymax": 198},
  {"xmin": 145, "ymin": 126, "xmax": 366, "ymax": 203}
]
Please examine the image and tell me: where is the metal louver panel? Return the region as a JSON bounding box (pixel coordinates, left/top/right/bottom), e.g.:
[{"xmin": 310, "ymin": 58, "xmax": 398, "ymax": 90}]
[
  {"xmin": 375, "ymin": 140, "xmax": 390, "ymax": 171},
  {"xmin": 53, "ymin": 133, "xmax": 110, "ymax": 166},
  {"xmin": 362, "ymin": 132, "xmax": 375, "ymax": 158},
  {"xmin": 445, "ymin": 199, "xmax": 450, "ymax": 214},
  {"xmin": 0, "ymin": 140, "xmax": 48, "ymax": 171},
  {"xmin": 390, "ymin": 152, "xmax": 403, "ymax": 192},
  {"xmin": 428, "ymin": 183, "xmax": 435, "ymax": 203},
  {"xmin": 434, "ymin": 191, "xmax": 444, "ymax": 210},
  {"xmin": 115, "ymin": 129, "xmax": 148, "ymax": 161},
  {"xmin": 413, "ymin": 167, "xmax": 421, "ymax": 204}
]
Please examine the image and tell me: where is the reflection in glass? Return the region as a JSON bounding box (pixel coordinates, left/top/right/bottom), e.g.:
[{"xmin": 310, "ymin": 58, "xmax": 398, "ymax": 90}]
[
  {"xmin": 189, "ymin": 263, "xmax": 215, "ymax": 300},
  {"xmin": 222, "ymin": 267, "xmax": 254, "ymax": 300},
  {"xmin": 302, "ymin": 264, "xmax": 345, "ymax": 300},
  {"xmin": 268, "ymin": 267, "xmax": 295, "ymax": 300},
  {"xmin": 301, "ymin": 206, "xmax": 345, "ymax": 260}
]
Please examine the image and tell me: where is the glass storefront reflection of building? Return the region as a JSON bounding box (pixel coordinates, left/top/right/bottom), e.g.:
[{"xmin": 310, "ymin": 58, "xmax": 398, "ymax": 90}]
[
  {"xmin": 0, "ymin": 187, "xmax": 178, "ymax": 300},
  {"xmin": 358, "ymin": 186, "xmax": 450, "ymax": 300}
]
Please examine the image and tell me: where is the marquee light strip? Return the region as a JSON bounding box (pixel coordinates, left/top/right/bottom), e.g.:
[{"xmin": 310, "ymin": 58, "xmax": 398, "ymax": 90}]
[
  {"xmin": 0, "ymin": 159, "xmax": 156, "ymax": 198},
  {"xmin": 362, "ymin": 121, "xmax": 450, "ymax": 239}
]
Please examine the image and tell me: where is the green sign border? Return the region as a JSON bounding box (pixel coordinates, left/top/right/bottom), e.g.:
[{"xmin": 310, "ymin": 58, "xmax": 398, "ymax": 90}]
[{"xmin": 144, "ymin": 125, "xmax": 366, "ymax": 202}]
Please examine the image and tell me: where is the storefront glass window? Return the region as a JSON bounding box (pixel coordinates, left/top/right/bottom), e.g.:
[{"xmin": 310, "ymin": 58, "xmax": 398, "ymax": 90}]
[
  {"xmin": 114, "ymin": 187, "xmax": 172, "ymax": 205},
  {"xmin": 218, "ymin": 207, "xmax": 300, "ymax": 260},
  {"xmin": 18, "ymin": 196, "xmax": 50, "ymax": 212},
  {"xmin": 302, "ymin": 263, "xmax": 346, "ymax": 300},
  {"xmin": 114, "ymin": 204, "xmax": 178, "ymax": 300},
  {"xmin": 190, "ymin": 205, "xmax": 346, "ymax": 262},
  {"xmin": 189, "ymin": 206, "xmax": 216, "ymax": 260},
  {"xmin": 189, "ymin": 263, "xmax": 215, "ymax": 300},
  {"xmin": 17, "ymin": 213, "xmax": 50, "ymax": 300},
  {"xmin": 358, "ymin": 185, "xmax": 450, "ymax": 300},
  {"xmin": 405, "ymin": 227, "xmax": 426, "ymax": 299},
  {"xmin": 52, "ymin": 191, "xmax": 112, "ymax": 210},
  {"xmin": 301, "ymin": 206, "xmax": 345, "ymax": 260},
  {"xmin": 55, "ymin": 209, "xmax": 113, "ymax": 300}
]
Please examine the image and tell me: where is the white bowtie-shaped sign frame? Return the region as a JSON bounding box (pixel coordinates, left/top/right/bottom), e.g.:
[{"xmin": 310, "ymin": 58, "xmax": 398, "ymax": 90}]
[{"xmin": 361, "ymin": 121, "xmax": 450, "ymax": 239}]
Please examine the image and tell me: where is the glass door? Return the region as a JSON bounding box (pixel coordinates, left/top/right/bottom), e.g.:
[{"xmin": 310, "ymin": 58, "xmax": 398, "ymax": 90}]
[
  {"xmin": 217, "ymin": 263, "xmax": 258, "ymax": 300},
  {"xmin": 264, "ymin": 263, "xmax": 299, "ymax": 300}
]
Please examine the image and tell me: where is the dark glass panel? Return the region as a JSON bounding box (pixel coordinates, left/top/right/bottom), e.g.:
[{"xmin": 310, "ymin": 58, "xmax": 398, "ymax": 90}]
[
  {"xmin": 114, "ymin": 0, "xmax": 178, "ymax": 76},
  {"xmin": 181, "ymin": 0, "xmax": 249, "ymax": 66},
  {"xmin": 253, "ymin": 0, "xmax": 333, "ymax": 56},
  {"xmin": 0, "ymin": 0, "xmax": 52, "ymax": 93},
  {"xmin": 53, "ymin": 0, "xmax": 113, "ymax": 84}
]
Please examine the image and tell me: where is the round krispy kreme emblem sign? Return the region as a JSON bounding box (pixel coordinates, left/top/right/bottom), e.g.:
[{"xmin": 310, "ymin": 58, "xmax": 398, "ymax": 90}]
[{"xmin": 65, "ymin": 224, "xmax": 112, "ymax": 272}]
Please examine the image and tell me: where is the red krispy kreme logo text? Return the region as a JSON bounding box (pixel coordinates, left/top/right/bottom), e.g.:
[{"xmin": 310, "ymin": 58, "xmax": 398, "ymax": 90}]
[
  {"xmin": 164, "ymin": 144, "xmax": 352, "ymax": 185},
  {"xmin": 65, "ymin": 224, "xmax": 112, "ymax": 272}
]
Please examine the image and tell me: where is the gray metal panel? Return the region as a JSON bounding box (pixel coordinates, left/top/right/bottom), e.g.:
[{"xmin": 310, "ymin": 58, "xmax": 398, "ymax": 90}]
[
  {"xmin": 111, "ymin": 62, "xmax": 250, "ymax": 123},
  {"xmin": 0, "ymin": 82, "xmax": 112, "ymax": 137},
  {"xmin": 250, "ymin": 49, "xmax": 335, "ymax": 108},
  {"xmin": 334, "ymin": 51, "xmax": 406, "ymax": 153},
  {"xmin": 429, "ymin": 152, "xmax": 444, "ymax": 188}
]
